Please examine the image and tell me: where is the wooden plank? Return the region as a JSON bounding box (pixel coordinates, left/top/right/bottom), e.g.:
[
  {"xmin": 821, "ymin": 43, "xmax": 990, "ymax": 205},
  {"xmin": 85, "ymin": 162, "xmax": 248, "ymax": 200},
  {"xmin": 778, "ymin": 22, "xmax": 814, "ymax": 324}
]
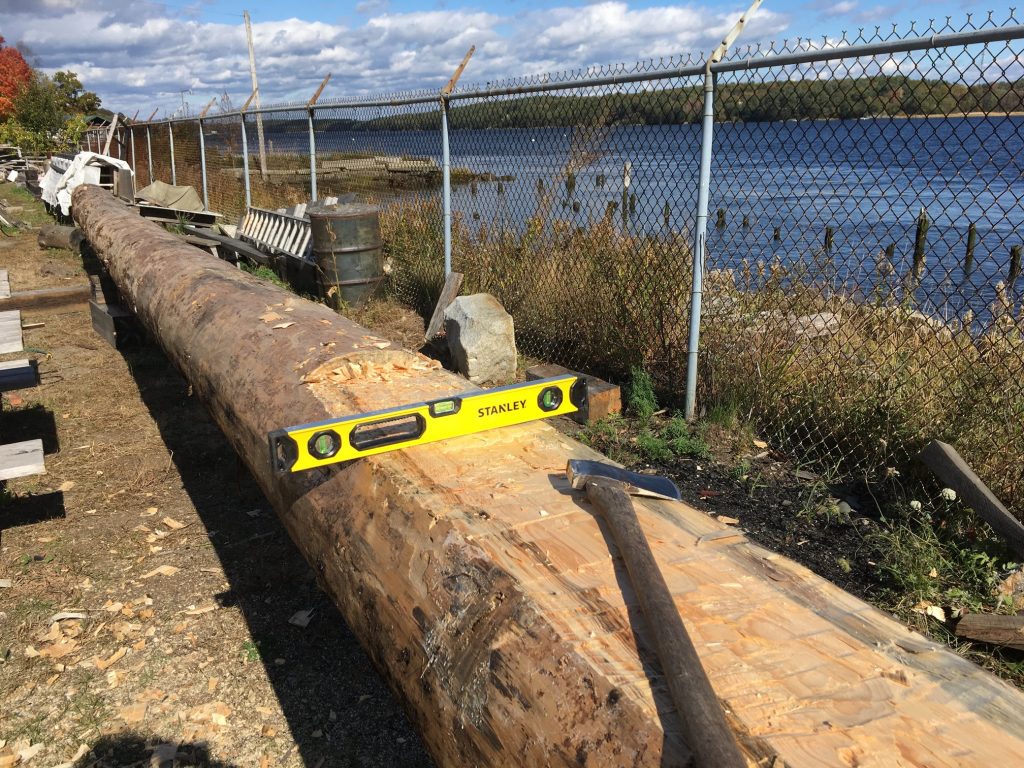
[
  {"xmin": 956, "ymin": 613, "xmax": 1024, "ymax": 651},
  {"xmin": 0, "ymin": 284, "xmax": 92, "ymax": 313},
  {"xmin": 0, "ymin": 310, "xmax": 23, "ymax": 354},
  {"xmin": 0, "ymin": 269, "xmax": 9, "ymax": 299},
  {"xmin": 425, "ymin": 271, "xmax": 463, "ymax": 339},
  {"xmin": 918, "ymin": 440, "xmax": 1024, "ymax": 558},
  {"xmin": 0, "ymin": 439, "xmax": 45, "ymax": 481},
  {"xmin": 0, "ymin": 358, "xmax": 39, "ymax": 392}
]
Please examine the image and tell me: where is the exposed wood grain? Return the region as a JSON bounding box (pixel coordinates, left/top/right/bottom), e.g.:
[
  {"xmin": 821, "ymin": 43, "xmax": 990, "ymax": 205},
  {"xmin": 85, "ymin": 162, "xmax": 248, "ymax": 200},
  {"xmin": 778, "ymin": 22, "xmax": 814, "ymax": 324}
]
[
  {"xmin": 585, "ymin": 478, "xmax": 745, "ymax": 768},
  {"xmin": 0, "ymin": 284, "xmax": 92, "ymax": 313},
  {"xmin": 73, "ymin": 184, "xmax": 1024, "ymax": 768},
  {"xmin": 425, "ymin": 270, "xmax": 463, "ymax": 339},
  {"xmin": 0, "ymin": 269, "xmax": 9, "ymax": 299},
  {"xmin": 919, "ymin": 439, "xmax": 1024, "ymax": 558},
  {"xmin": 0, "ymin": 439, "xmax": 45, "ymax": 481},
  {"xmin": 956, "ymin": 613, "xmax": 1024, "ymax": 651}
]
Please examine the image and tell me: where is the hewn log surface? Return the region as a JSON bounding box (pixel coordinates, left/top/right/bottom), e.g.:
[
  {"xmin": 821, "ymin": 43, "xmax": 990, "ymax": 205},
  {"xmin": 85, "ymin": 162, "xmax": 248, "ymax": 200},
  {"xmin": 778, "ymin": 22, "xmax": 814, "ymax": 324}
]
[{"xmin": 73, "ymin": 185, "xmax": 1024, "ymax": 768}]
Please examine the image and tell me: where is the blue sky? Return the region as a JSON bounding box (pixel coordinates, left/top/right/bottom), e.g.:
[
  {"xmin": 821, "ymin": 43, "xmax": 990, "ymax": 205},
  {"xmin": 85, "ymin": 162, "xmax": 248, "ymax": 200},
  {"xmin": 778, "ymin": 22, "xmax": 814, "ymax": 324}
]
[{"xmin": 0, "ymin": 0, "xmax": 1014, "ymax": 115}]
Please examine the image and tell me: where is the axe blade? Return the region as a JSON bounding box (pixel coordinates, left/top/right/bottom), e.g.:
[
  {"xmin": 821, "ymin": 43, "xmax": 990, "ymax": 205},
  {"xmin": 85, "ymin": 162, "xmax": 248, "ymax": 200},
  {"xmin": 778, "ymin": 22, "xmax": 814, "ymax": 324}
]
[{"xmin": 566, "ymin": 459, "xmax": 682, "ymax": 501}]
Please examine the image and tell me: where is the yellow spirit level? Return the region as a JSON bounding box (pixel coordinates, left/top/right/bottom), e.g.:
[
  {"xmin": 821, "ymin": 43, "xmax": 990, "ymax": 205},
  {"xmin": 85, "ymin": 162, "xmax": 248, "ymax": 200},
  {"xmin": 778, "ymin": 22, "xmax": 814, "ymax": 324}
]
[{"xmin": 269, "ymin": 374, "xmax": 586, "ymax": 474}]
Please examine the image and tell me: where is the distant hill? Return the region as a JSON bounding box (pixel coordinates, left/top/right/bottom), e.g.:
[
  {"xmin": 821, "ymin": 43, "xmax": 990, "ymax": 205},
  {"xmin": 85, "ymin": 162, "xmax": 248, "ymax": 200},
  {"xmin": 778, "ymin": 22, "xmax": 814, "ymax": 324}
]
[{"xmin": 305, "ymin": 76, "xmax": 1024, "ymax": 132}]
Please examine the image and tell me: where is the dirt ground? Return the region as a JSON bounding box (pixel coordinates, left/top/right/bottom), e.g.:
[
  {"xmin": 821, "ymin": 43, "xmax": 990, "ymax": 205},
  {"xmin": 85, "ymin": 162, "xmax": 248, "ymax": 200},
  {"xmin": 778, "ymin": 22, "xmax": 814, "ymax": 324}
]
[{"xmin": 0, "ymin": 189, "xmax": 433, "ymax": 766}]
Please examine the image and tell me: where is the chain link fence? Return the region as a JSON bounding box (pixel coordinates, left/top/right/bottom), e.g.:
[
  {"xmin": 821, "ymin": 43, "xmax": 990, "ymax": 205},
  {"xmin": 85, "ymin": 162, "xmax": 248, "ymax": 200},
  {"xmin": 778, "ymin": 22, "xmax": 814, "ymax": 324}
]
[{"xmin": 118, "ymin": 11, "xmax": 1024, "ymax": 512}]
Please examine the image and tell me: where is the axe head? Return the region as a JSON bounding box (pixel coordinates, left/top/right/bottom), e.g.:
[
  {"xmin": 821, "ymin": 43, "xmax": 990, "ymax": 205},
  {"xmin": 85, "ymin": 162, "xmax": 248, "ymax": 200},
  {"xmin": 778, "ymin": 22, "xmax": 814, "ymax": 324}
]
[{"xmin": 566, "ymin": 459, "xmax": 682, "ymax": 502}]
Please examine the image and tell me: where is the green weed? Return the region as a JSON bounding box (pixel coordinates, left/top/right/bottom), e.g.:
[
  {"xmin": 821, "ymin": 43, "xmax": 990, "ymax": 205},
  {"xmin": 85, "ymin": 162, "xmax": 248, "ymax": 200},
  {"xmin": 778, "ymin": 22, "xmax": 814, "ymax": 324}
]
[
  {"xmin": 663, "ymin": 416, "xmax": 711, "ymax": 459},
  {"xmin": 626, "ymin": 367, "xmax": 658, "ymax": 422},
  {"xmin": 241, "ymin": 639, "xmax": 261, "ymax": 663}
]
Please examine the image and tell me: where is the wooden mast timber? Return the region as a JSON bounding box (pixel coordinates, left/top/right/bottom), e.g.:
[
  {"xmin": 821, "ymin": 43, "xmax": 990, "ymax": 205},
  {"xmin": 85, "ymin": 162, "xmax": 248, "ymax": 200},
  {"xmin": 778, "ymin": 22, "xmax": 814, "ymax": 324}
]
[{"xmin": 72, "ymin": 185, "xmax": 1024, "ymax": 767}]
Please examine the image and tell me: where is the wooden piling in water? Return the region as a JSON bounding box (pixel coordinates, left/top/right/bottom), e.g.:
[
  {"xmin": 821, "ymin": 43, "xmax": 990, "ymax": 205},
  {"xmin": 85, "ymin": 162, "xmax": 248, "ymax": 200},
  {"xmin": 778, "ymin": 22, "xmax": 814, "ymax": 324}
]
[
  {"xmin": 663, "ymin": 202, "xmax": 671, "ymax": 229},
  {"xmin": 824, "ymin": 226, "xmax": 834, "ymax": 253},
  {"xmin": 965, "ymin": 222, "xmax": 977, "ymax": 275},
  {"xmin": 913, "ymin": 207, "xmax": 929, "ymax": 280},
  {"xmin": 1010, "ymin": 245, "xmax": 1022, "ymax": 288},
  {"xmin": 716, "ymin": 208, "xmax": 726, "ymax": 229},
  {"xmin": 741, "ymin": 214, "xmax": 749, "ymax": 229},
  {"xmin": 772, "ymin": 226, "xmax": 780, "ymax": 242}
]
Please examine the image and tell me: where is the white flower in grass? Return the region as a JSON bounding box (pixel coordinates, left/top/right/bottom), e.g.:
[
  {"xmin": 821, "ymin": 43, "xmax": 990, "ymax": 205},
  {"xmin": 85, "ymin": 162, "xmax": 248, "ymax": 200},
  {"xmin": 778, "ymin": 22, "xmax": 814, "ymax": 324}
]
[
  {"xmin": 909, "ymin": 500, "xmax": 922, "ymax": 512},
  {"xmin": 940, "ymin": 488, "xmax": 957, "ymax": 502}
]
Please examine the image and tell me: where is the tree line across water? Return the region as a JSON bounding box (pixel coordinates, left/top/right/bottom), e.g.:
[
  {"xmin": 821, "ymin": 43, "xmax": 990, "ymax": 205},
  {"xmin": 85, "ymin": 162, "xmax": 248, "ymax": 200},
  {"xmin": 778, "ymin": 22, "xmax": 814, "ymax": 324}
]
[{"xmin": 302, "ymin": 76, "xmax": 1024, "ymax": 132}]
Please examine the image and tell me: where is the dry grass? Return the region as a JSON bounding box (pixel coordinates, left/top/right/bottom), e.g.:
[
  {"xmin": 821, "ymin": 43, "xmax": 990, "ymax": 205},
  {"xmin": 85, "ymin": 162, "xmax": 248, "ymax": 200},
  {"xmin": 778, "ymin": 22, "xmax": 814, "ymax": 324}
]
[{"xmin": 381, "ymin": 198, "xmax": 1024, "ymax": 517}]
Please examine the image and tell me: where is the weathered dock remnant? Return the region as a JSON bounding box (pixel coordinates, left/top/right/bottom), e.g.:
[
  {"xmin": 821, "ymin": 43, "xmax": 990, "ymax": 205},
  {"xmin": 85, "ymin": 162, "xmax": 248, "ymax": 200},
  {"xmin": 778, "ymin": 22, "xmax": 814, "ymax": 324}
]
[{"xmin": 73, "ymin": 185, "xmax": 1024, "ymax": 767}]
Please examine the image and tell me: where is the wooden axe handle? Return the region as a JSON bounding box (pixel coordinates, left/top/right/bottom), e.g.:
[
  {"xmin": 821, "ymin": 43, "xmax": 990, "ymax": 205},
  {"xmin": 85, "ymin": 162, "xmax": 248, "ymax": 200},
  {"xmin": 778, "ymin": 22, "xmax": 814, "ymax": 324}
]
[{"xmin": 586, "ymin": 479, "xmax": 746, "ymax": 768}]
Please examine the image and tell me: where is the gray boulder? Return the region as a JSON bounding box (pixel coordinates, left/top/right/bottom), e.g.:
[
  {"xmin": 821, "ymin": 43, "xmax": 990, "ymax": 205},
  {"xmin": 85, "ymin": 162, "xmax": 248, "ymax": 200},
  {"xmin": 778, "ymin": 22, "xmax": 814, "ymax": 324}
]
[{"xmin": 444, "ymin": 293, "xmax": 517, "ymax": 385}]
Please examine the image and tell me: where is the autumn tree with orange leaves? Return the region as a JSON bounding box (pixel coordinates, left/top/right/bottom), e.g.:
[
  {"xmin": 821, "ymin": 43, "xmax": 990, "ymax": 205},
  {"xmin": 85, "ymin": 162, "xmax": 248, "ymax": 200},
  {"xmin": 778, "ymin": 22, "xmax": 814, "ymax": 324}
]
[{"xmin": 0, "ymin": 37, "xmax": 32, "ymax": 119}]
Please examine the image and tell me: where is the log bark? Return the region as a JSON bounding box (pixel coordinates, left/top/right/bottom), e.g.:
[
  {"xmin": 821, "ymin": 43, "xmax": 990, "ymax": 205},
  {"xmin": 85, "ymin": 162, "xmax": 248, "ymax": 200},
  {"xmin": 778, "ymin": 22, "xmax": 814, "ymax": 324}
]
[
  {"xmin": 956, "ymin": 613, "xmax": 1024, "ymax": 652},
  {"xmin": 73, "ymin": 184, "xmax": 1024, "ymax": 768},
  {"xmin": 37, "ymin": 223, "xmax": 84, "ymax": 252}
]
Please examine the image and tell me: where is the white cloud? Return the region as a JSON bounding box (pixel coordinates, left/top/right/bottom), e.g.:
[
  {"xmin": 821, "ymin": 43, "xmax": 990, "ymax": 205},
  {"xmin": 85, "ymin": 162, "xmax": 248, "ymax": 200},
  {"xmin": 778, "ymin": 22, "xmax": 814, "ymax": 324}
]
[{"xmin": 0, "ymin": 0, "xmax": 790, "ymax": 115}]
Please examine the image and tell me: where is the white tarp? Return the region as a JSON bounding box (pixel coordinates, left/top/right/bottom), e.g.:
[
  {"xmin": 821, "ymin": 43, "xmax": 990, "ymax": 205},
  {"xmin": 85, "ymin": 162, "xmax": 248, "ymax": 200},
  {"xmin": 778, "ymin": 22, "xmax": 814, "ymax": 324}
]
[{"xmin": 41, "ymin": 152, "xmax": 131, "ymax": 216}]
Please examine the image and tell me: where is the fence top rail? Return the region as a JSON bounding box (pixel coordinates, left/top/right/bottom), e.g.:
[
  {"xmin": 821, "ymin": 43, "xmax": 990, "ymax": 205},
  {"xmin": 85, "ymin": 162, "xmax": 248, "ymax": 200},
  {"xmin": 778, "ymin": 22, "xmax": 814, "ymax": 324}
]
[{"xmin": 131, "ymin": 20, "xmax": 1024, "ymax": 127}]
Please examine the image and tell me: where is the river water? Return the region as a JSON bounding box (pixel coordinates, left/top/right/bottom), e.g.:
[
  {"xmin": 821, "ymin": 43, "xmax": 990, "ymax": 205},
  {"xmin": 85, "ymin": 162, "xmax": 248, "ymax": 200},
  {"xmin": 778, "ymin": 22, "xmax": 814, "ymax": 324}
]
[{"xmin": 273, "ymin": 115, "xmax": 1024, "ymax": 319}]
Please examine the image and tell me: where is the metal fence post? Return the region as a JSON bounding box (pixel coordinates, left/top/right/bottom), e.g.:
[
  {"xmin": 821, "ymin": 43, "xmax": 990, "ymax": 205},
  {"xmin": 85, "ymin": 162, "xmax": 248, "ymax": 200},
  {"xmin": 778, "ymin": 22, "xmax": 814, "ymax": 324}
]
[
  {"xmin": 146, "ymin": 126, "xmax": 154, "ymax": 185},
  {"xmin": 199, "ymin": 118, "xmax": 209, "ymax": 210},
  {"xmin": 308, "ymin": 107, "xmax": 318, "ymax": 202},
  {"xmin": 684, "ymin": 0, "xmax": 759, "ymax": 421},
  {"xmin": 87, "ymin": 132, "xmax": 93, "ymax": 153},
  {"xmin": 241, "ymin": 114, "xmax": 252, "ymax": 209},
  {"xmin": 441, "ymin": 98, "xmax": 452, "ymax": 277},
  {"xmin": 684, "ymin": 68, "xmax": 716, "ymax": 421},
  {"xmin": 168, "ymin": 121, "xmax": 177, "ymax": 186}
]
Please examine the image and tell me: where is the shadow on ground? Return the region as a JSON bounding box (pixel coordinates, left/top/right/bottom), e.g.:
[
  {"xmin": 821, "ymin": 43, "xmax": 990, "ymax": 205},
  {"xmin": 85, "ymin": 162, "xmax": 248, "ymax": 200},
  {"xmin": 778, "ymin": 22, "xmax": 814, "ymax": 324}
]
[
  {"xmin": 73, "ymin": 733, "xmax": 237, "ymax": 767},
  {"xmin": 122, "ymin": 341, "xmax": 434, "ymax": 767}
]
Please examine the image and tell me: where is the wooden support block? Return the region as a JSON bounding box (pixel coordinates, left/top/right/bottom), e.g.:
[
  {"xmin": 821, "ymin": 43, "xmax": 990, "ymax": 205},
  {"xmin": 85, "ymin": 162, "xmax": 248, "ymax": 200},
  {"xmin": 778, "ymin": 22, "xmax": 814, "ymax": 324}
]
[
  {"xmin": 0, "ymin": 359, "xmax": 39, "ymax": 392},
  {"xmin": 956, "ymin": 613, "xmax": 1024, "ymax": 651},
  {"xmin": 0, "ymin": 439, "xmax": 45, "ymax": 481},
  {"xmin": 0, "ymin": 283, "xmax": 92, "ymax": 313},
  {"xmin": 0, "ymin": 309, "xmax": 23, "ymax": 354},
  {"xmin": 425, "ymin": 271, "xmax": 463, "ymax": 340},
  {"xmin": 918, "ymin": 439, "xmax": 1024, "ymax": 559},
  {"xmin": 89, "ymin": 299, "xmax": 143, "ymax": 350},
  {"xmin": 0, "ymin": 269, "xmax": 9, "ymax": 299},
  {"xmin": 526, "ymin": 363, "xmax": 621, "ymax": 424}
]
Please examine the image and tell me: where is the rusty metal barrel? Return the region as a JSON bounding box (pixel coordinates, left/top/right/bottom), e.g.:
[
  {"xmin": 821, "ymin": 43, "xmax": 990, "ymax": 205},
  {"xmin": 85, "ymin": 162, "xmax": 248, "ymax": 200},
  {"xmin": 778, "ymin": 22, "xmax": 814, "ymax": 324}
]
[{"xmin": 309, "ymin": 203, "xmax": 384, "ymax": 309}]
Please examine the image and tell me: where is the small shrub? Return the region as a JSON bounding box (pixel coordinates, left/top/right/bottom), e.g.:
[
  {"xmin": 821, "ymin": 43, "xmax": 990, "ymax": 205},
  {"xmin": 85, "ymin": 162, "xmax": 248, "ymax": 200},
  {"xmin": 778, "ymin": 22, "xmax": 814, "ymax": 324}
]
[
  {"xmin": 663, "ymin": 416, "xmax": 711, "ymax": 459},
  {"xmin": 637, "ymin": 431, "xmax": 672, "ymax": 463},
  {"xmin": 626, "ymin": 367, "xmax": 658, "ymax": 422}
]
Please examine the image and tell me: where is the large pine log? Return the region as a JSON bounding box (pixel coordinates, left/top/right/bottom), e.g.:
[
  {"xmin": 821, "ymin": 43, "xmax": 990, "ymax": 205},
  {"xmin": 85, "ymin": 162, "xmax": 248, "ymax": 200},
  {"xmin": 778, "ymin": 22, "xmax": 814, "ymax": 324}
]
[{"xmin": 73, "ymin": 184, "xmax": 1024, "ymax": 767}]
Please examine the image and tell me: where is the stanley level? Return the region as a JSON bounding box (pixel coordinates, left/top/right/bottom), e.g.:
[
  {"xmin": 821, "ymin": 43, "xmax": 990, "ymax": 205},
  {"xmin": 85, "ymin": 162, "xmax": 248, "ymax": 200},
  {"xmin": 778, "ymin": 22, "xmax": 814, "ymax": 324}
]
[{"xmin": 269, "ymin": 374, "xmax": 586, "ymax": 474}]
